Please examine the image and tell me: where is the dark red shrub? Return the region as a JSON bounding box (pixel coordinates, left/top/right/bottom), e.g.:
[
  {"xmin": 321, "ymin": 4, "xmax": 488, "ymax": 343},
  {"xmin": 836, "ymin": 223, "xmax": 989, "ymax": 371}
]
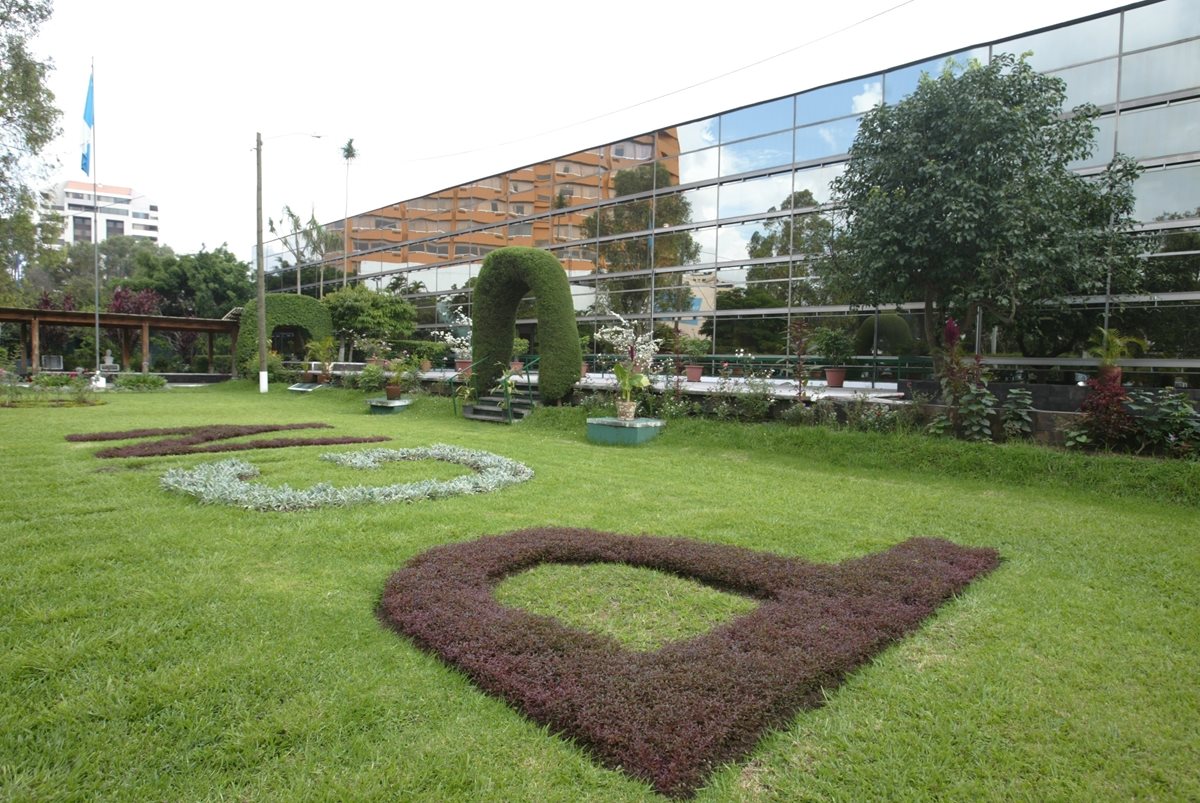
[
  {"xmin": 67, "ymin": 423, "xmax": 387, "ymax": 458},
  {"xmin": 379, "ymin": 529, "xmax": 999, "ymax": 797},
  {"xmin": 1078, "ymin": 376, "xmax": 1134, "ymax": 450}
]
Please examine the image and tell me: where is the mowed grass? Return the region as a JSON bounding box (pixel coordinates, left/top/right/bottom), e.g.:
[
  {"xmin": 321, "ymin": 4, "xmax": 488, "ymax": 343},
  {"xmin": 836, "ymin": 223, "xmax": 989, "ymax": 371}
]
[{"xmin": 1, "ymin": 381, "xmax": 1197, "ymax": 801}]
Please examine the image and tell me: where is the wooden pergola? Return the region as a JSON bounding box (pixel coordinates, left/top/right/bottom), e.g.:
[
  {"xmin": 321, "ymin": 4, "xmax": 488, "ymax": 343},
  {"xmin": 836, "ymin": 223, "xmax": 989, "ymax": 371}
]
[{"xmin": 0, "ymin": 306, "xmax": 240, "ymax": 375}]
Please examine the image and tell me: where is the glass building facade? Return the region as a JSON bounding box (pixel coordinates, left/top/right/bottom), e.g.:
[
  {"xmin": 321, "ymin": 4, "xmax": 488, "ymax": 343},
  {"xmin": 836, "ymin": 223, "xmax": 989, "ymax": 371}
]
[{"xmin": 271, "ymin": 0, "xmax": 1200, "ymax": 359}]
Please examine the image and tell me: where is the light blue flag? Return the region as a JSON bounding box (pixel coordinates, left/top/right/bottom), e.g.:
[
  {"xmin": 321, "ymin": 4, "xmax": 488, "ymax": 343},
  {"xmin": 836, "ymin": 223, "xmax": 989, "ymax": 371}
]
[{"xmin": 81, "ymin": 72, "xmax": 94, "ymax": 175}]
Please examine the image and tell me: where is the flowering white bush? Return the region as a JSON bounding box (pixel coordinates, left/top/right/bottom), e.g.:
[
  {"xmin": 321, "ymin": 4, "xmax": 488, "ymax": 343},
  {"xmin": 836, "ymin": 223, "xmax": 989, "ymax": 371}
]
[
  {"xmin": 434, "ymin": 308, "xmax": 473, "ymax": 360},
  {"xmin": 595, "ymin": 309, "xmax": 660, "ymax": 372},
  {"xmin": 160, "ymin": 444, "xmax": 533, "ymax": 511}
]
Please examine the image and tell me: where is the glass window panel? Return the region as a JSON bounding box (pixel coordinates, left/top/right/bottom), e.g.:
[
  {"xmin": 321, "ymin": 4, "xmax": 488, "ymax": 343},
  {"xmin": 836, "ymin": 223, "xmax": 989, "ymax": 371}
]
[
  {"xmin": 1047, "ymin": 58, "xmax": 1118, "ymax": 108},
  {"xmin": 606, "ymin": 163, "xmax": 659, "ymax": 199},
  {"xmin": 794, "ymin": 116, "xmax": 860, "ymax": 163},
  {"xmin": 718, "ymin": 173, "xmax": 793, "ymax": 219},
  {"xmin": 1123, "ymin": 0, "xmax": 1200, "ymax": 52},
  {"xmin": 716, "ymin": 219, "xmax": 773, "ymax": 263},
  {"xmin": 599, "ymin": 235, "xmax": 651, "ymax": 273},
  {"xmin": 1133, "ymin": 163, "xmax": 1200, "ymax": 222},
  {"xmin": 556, "ymin": 243, "xmax": 598, "ymax": 275},
  {"xmin": 793, "ymin": 163, "xmax": 845, "ymax": 206},
  {"xmin": 508, "ymin": 221, "xmax": 534, "ymax": 239},
  {"xmin": 675, "ymin": 117, "xmax": 718, "ymax": 152},
  {"xmin": 659, "ymin": 185, "xmax": 717, "ymax": 226},
  {"xmin": 654, "ymin": 230, "xmax": 705, "ymax": 269},
  {"xmin": 719, "ymin": 130, "xmax": 793, "ymax": 177},
  {"xmin": 654, "ymin": 155, "xmax": 682, "ymax": 189},
  {"xmin": 688, "ymin": 227, "xmax": 717, "ymax": 266},
  {"xmin": 996, "ymin": 14, "xmax": 1119, "ymax": 71},
  {"xmin": 1121, "ymin": 39, "xmax": 1200, "ymax": 101},
  {"xmin": 652, "ymin": 271, "xmax": 707, "ymax": 315},
  {"xmin": 599, "ymin": 198, "xmax": 652, "ymax": 235},
  {"xmin": 1118, "ymin": 100, "xmax": 1200, "ymax": 160},
  {"xmin": 883, "ymin": 50, "xmax": 987, "ymax": 105},
  {"xmin": 795, "ymin": 78, "xmax": 881, "ymax": 126},
  {"xmin": 678, "ymin": 147, "xmax": 719, "ymax": 184},
  {"xmin": 720, "ymin": 97, "xmax": 794, "ymax": 143}
]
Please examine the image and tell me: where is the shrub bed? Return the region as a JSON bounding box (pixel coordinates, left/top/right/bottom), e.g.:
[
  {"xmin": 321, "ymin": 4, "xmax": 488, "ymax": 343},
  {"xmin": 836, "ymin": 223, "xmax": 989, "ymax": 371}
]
[
  {"xmin": 66, "ymin": 423, "xmax": 387, "ymax": 458},
  {"xmin": 379, "ymin": 528, "xmax": 999, "ymax": 797}
]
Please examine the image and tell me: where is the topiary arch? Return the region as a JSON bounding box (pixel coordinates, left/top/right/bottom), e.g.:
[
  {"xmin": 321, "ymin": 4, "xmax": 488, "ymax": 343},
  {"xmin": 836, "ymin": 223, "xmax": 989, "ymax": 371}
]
[
  {"xmin": 235, "ymin": 294, "xmax": 333, "ymax": 369},
  {"xmin": 471, "ymin": 247, "xmax": 582, "ymax": 403}
]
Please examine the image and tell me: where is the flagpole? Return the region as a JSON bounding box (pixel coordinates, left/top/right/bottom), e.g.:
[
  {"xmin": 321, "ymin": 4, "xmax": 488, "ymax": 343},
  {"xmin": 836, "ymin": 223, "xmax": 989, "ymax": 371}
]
[{"xmin": 87, "ymin": 61, "xmax": 100, "ymax": 374}]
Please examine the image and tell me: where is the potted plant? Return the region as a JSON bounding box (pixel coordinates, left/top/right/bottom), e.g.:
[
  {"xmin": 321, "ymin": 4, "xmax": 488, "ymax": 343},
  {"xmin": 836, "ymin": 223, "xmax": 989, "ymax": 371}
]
[
  {"xmin": 808, "ymin": 326, "xmax": 854, "ymax": 388},
  {"xmin": 1087, "ymin": 327, "xmax": 1147, "ymax": 385},
  {"xmin": 385, "ymin": 352, "xmax": 420, "ymax": 399},
  {"xmin": 679, "ymin": 335, "xmax": 710, "ymax": 382},
  {"xmin": 304, "ymin": 337, "xmax": 338, "ymax": 384},
  {"xmin": 510, "ymin": 336, "xmax": 530, "ymax": 371},
  {"xmin": 613, "ymin": 362, "xmax": 649, "ymax": 420}
]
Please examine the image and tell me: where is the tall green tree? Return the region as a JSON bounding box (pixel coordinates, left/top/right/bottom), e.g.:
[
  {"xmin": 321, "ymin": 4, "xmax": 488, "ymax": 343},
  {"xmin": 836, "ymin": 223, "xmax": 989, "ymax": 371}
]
[
  {"xmin": 0, "ymin": 0, "xmax": 61, "ymax": 280},
  {"xmin": 820, "ymin": 53, "xmax": 1141, "ymax": 367},
  {"xmin": 322, "ymin": 283, "xmax": 416, "ymax": 357}
]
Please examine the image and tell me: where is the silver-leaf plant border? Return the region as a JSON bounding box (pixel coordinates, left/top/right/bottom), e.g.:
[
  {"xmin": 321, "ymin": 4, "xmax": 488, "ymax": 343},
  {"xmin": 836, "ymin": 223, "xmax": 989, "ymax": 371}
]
[{"xmin": 160, "ymin": 444, "xmax": 533, "ymax": 511}]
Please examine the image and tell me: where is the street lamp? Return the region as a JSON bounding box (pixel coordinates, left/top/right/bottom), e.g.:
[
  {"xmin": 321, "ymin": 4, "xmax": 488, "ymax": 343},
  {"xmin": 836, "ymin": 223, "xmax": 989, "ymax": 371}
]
[{"xmin": 254, "ymin": 131, "xmax": 322, "ymax": 393}]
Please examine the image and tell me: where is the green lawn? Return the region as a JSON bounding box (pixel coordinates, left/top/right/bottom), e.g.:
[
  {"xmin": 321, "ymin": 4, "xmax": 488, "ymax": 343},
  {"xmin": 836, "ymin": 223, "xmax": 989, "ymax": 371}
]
[{"xmin": 1, "ymin": 382, "xmax": 1197, "ymax": 800}]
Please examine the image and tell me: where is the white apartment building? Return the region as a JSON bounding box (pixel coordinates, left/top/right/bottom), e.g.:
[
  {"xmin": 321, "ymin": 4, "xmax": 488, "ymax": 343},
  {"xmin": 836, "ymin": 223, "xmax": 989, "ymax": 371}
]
[{"xmin": 43, "ymin": 181, "xmax": 160, "ymax": 245}]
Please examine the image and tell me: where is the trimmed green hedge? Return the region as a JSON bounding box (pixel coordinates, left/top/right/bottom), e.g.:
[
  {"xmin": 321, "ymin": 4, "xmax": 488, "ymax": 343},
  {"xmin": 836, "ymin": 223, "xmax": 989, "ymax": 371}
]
[
  {"xmin": 471, "ymin": 247, "xmax": 582, "ymax": 403},
  {"xmin": 854, "ymin": 313, "xmax": 916, "ymax": 355},
  {"xmin": 236, "ymin": 294, "xmax": 333, "ymax": 369},
  {"xmin": 392, "ymin": 339, "xmax": 449, "ymax": 360}
]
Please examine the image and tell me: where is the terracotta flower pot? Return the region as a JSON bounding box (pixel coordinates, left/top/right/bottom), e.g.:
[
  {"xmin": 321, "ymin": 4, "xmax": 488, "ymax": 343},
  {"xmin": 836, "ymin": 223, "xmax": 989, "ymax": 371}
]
[
  {"xmin": 455, "ymin": 358, "xmax": 472, "ymax": 377},
  {"xmin": 510, "ymin": 361, "xmax": 524, "ymax": 371},
  {"xmin": 385, "ymin": 385, "xmax": 404, "ymax": 400},
  {"xmin": 419, "ymin": 359, "xmax": 433, "ymax": 372},
  {"xmin": 1098, "ymin": 364, "xmax": 1122, "ymax": 385},
  {"xmin": 685, "ymin": 364, "xmax": 703, "ymax": 382},
  {"xmin": 824, "ymin": 367, "xmax": 847, "ymax": 388}
]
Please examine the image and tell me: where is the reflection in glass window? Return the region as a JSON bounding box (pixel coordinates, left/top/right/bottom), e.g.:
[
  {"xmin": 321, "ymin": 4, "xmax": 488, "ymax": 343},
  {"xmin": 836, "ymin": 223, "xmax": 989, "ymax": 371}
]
[
  {"xmin": 1133, "ymin": 163, "xmax": 1200, "ymax": 222},
  {"xmin": 1121, "ymin": 39, "xmax": 1200, "ymax": 101},
  {"xmin": 792, "ymin": 163, "xmax": 844, "ymax": 205},
  {"xmin": 1070, "ymin": 114, "xmax": 1116, "ymax": 169},
  {"xmin": 719, "ymin": 130, "xmax": 792, "ymax": 177},
  {"xmin": 676, "ymin": 117, "xmax": 718, "ymax": 152},
  {"xmin": 509, "ymin": 221, "xmax": 534, "ymax": 238},
  {"xmin": 795, "ymin": 78, "xmax": 881, "ymax": 126},
  {"xmin": 716, "ymin": 220, "xmax": 773, "ymax": 263},
  {"xmin": 795, "ymin": 116, "xmax": 860, "ymax": 163},
  {"xmin": 659, "ymin": 185, "xmax": 718, "ymax": 224},
  {"xmin": 654, "ymin": 230, "xmax": 705, "ymax": 269},
  {"xmin": 718, "ymin": 173, "xmax": 793, "ymax": 219},
  {"xmin": 996, "ymin": 14, "xmax": 1119, "ymax": 71},
  {"xmin": 678, "ymin": 147, "xmax": 719, "ymax": 184},
  {"xmin": 1123, "ymin": 0, "xmax": 1200, "ymax": 52},
  {"xmin": 1118, "ymin": 100, "xmax": 1200, "ymax": 160},
  {"xmin": 600, "ymin": 236, "xmax": 650, "ymax": 273},
  {"xmin": 1047, "ymin": 58, "xmax": 1118, "ymax": 108},
  {"xmin": 720, "ymin": 97, "xmax": 794, "ymax": 143},
  {"xmin": 689, "ymin": 228, "xmax": 718, "ymax": 266},
  {"xmin": 884, "ymin": 50, "xmax": 984, "ymax": 104}
]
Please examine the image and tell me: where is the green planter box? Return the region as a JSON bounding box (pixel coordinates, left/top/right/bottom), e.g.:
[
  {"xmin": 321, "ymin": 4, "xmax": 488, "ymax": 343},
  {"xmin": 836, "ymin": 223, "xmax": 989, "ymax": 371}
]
[{"xmin": 586, "ymin": 416, "xmax": 665, "ymax": 445}]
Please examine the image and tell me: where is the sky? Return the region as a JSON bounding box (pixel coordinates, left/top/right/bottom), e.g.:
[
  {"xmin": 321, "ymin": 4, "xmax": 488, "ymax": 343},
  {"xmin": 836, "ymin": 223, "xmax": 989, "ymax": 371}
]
[{"xmin": 31, "ymin": 0, "xmax": 1129, "ymax": 261}]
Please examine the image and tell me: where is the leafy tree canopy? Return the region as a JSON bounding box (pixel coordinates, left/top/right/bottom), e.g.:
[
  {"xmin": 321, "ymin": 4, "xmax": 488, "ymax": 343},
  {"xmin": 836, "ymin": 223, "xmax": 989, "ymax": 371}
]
[
  {"xmin": 819, "ymin": 53, "xmax": 1141, "ymax": 362},
  {"xmin": 322, "ymin": 283, "xmax": 416, "ymax": 351},
  {"xmin": 1, "ymin": 0, "xmax": 61, "ymax": 280}
]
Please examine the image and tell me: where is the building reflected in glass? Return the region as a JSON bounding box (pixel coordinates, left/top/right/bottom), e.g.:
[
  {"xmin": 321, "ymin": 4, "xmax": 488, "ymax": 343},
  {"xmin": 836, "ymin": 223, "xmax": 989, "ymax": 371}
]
[{"xmin": 270, "ymin": 0, "xmax": 1199, "ymax": 358}]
